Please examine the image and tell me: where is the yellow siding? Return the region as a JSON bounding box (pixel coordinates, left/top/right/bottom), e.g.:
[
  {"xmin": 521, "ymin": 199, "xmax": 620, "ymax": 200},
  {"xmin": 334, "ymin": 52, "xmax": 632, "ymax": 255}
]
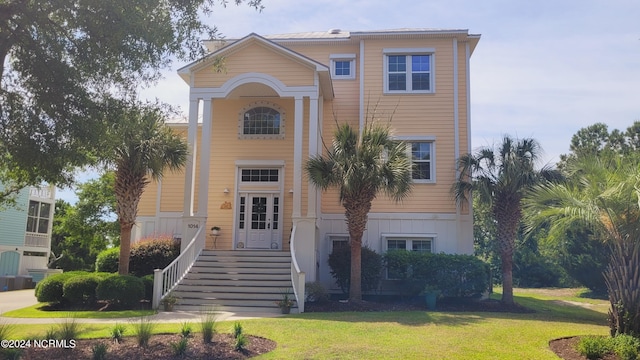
[
  {"xmin": 138, "ymin": 179, "xmax": 158, "ymax": 216},
  {"xmin": 194, "ymin": 43, "xmax": 315, "ymax": 88}
]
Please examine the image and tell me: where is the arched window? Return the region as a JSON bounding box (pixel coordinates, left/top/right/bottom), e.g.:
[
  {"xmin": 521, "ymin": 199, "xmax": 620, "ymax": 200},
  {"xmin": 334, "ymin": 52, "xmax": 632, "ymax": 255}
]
[{"xmin": 243, "ymin": 107, "xmax": 281, "ymax": 135}]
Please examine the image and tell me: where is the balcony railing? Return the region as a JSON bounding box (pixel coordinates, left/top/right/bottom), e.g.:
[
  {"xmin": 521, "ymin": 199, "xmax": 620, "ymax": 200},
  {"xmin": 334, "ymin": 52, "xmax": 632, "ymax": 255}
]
[{"xmin": 24, "ymin": 233, "xmax": 49, "ymax": 248}]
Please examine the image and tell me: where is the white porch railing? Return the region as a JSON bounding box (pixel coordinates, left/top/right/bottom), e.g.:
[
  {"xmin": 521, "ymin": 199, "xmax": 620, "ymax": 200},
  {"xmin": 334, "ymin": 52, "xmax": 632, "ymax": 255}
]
[
  {"xmin": 289, "ymin": 225, "xmax": 306, "ymax": 313},
  {"xmin": 24, "ymin": 233, "xmax": 49, "ymax": 247},
  {"xmin": 152, "ymin": 225, "xmax": 205, "ymax": 309}
]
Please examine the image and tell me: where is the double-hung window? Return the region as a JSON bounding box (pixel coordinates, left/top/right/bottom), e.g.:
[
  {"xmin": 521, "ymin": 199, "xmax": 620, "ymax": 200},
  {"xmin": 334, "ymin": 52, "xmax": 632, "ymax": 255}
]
[
  {"xmin": 396, "ymin": 137, "xmax": 435, "ymax": 183},
  {"xmin": 385, "ymin": 235, "xmax": 435, "ymax": 279},
  {"xmin": 26, "ymin": 200, "xmax": 51, "ymax": 234},
  {"xmin": 384, "ymin": 48, "xmax": 434, "ymax": 93}
]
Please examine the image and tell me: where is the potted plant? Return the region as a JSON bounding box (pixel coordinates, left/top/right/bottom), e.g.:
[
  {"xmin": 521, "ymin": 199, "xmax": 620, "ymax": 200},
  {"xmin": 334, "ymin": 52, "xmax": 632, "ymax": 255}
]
[
  {"xmin": 161, "ymin": 292, "xmax": 178, "ymax": 311},
  {"xmin": 423, "ymin": 285, "xmax": 441, "ymax": 311},
  {"xmin": 210, "ymin": 226, "xmax": 221, "ymax": 236},
  {"xmin": 275, "ymin": 289, "xmax": 295, "ymax": 314}
]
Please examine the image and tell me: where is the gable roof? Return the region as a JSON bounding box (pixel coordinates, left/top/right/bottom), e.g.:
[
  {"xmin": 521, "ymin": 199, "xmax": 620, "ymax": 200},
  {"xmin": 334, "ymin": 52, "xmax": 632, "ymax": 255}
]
[{"xmin": 178, "ymin": 33, "xmax": 334, "ymax": 99}]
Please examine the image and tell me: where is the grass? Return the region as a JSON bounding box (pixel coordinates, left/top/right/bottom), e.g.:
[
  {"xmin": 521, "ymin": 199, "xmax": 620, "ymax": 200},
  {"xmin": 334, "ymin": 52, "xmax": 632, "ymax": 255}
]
[
  {"xmin": 3, "ymin": 288, "xmax": 611, "ymax": 359},
  {"xmin": 2, "ymin": 304, "xmax": 155, "ymax": 318}
]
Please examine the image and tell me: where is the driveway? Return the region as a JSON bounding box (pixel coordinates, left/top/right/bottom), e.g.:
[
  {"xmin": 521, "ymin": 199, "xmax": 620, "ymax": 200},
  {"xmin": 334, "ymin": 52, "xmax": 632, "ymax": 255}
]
[{"xmin": 0, "ymin": 289, "xmax": 38, "ymax": 314}]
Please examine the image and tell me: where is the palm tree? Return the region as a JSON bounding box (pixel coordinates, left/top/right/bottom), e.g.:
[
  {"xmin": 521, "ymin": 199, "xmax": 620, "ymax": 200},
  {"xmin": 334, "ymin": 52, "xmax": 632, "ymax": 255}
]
[
  {"xmin": 452, "ymin": 136, "xmax": 559, "ymax": 305},
  {"xmin": 306, "ymin": 121, "xmax": 412, "ymax": 302},
  {"xmin": 103, "ymin": 102, "xmax": 188, "ymax": 275},
  {"xmin": 525, "ymin": 156, "xmax": 640, "ymax": 335}
]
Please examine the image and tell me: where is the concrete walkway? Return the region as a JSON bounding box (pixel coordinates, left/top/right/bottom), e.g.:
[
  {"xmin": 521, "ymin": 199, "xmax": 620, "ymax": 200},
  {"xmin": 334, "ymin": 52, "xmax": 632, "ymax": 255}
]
[{"xmin": 0, "ymin": 289, "xmax": 281, "ymax": 324}]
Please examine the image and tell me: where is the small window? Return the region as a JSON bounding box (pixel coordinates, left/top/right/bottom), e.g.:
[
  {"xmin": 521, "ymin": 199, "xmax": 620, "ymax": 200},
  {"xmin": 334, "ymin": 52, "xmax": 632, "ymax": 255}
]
[
  {"xmin": 384, "ymin": 49, "xmax": 434, "ymax": 93},
  {"xmin": 240, "ymin": 169, "xmax": 279, "ymax": 182},
  {"xmin": 330, "ymin": 54, "xmax": 356, "ymax": 80},
  {"xmin": 329, "ymin": 235, "xmax": 349, "ymax": 253}
]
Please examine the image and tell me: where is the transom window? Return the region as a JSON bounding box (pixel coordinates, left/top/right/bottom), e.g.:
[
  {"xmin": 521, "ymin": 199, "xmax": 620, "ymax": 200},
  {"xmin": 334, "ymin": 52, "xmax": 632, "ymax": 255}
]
[
  {"xmin": 241, "ymin": 169, "xmax": 279, "ymax": 182},
  {"xmin": 238, "ymin": 102, "xmax": 285, "ymax": 139},
  {"xmin": 27, "ymin": 200, "xmax": 51, "ymax": 234},
  {"xmin": 384, "ymin": 49, "xmax": 434, "ymax": 93}
]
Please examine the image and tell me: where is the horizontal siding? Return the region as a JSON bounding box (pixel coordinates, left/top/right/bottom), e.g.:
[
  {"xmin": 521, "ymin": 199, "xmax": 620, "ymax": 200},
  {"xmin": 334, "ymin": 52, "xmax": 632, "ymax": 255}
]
[
  {"xmin": 138, "ymin": 179, "xmax": 157, "ymax": 216},
  {"xmin": 0, "ymin": 187, "xmax": 29, "ymax": 247},
  {"xmin": 194, "ymin": 44, "xmax": 315, "ymax": 88}
]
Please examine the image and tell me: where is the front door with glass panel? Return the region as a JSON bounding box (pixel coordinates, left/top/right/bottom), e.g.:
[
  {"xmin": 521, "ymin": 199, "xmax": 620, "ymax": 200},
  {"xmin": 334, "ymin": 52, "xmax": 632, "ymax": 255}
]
[{"xmin": 237, "ymin": 193, "xmax": 280, "ymax": 249}]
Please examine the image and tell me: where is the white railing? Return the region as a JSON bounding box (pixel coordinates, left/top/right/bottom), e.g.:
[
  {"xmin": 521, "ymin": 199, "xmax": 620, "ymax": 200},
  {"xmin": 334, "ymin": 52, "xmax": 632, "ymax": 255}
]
[
  {"xmin": 24, "ymin": 233, "xmax": 49, "ymax": 247},
  {"xmin": 289, "ymin": 225, "xmax": 306, "ymax": 313},
  {"xmin": 152, "ymin": 225, "xmax": 205, "ymax": 309}
]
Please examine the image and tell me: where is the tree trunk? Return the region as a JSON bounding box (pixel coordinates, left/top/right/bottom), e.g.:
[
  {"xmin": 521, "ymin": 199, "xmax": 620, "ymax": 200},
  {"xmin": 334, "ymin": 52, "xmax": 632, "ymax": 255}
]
[
  {"xmin": 118, "ymin": 223, "xmax": 133, "ymax": 275},
  {"xmin": 349, "ymin": 239, "xmax": 362, "ymax": 302},
  {"xmin": 494, "ymin": 199, "xmax": 521, "ymax": 305}
]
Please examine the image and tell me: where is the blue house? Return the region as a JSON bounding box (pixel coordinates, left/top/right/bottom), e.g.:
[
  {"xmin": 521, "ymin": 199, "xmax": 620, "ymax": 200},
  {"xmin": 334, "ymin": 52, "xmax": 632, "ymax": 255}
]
[{"xmin": 0, "ymin": 185, "xmax": 56, "ymax": 285}]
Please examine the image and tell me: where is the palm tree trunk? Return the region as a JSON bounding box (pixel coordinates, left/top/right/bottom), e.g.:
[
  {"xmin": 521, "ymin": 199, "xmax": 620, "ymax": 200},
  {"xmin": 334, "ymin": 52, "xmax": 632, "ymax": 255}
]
[
  {"xmin": 495, "ymin": 201, "xmax": 520, "ymax": 305},
  {"xmin": 350, "ymin": 239, "xmax": 362, "ymax": 302},
  {"xmin": 344, "ymin": 193, "xmax": 373, "ymax": 303},
  {"xmin": 118, "ymin": 223, "xmax": 133, "ymax": 275}
]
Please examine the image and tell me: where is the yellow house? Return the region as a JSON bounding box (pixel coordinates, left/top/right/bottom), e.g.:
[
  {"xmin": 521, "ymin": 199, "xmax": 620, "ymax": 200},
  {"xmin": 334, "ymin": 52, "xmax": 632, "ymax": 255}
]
[{"xmin": 140, "ymin": 29, "xmax": 480, "ymax": 312}]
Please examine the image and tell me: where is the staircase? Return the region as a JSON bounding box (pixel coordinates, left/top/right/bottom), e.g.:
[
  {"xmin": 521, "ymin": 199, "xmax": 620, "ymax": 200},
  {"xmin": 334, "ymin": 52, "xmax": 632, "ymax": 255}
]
[{"xmin": 171, "ymin": 250, "xmax": 296, "ymax": 313}]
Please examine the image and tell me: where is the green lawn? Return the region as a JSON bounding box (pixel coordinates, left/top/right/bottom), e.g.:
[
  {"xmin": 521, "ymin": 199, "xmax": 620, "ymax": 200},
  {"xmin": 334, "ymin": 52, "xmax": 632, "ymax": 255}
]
[
  {"xmin": 2, "ymin": 304, "xmax": 155, "ymax": 318},
  {"xmin": 2, "ymin": 288, "xmax": 610, "ymax": 359}
]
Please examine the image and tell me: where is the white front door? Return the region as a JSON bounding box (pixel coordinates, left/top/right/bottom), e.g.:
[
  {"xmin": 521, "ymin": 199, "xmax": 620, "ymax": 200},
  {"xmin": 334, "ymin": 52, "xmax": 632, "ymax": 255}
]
[{"xmin": 238, "ymin": 193, "xmax": 280, "ymax": 249}]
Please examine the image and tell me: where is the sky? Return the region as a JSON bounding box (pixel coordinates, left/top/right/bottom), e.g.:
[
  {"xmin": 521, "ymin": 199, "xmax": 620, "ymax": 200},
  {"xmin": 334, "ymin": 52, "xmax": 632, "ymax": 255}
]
[{"xmin": 58, "ymin": 0, "xmax": 640, "ymax": 203}]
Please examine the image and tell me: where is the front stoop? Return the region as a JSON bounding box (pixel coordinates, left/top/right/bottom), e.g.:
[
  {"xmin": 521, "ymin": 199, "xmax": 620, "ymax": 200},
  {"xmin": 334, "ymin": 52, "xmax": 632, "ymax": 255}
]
[{"xmin": 171, "ymin": 250, "xmax": 298, "ymax": 314}]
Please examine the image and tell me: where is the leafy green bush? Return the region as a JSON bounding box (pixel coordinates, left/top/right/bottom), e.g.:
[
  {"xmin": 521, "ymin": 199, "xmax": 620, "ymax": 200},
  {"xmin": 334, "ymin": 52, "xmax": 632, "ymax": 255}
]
[
  {"xmin": 305, "ymin": 281, "xmax": 329, "ymax": 303},
  {"xmin": 129, "ymin": 236, "xmax": 180, "ymax": 277},
  {"xmin": 35, "ymin": 271, "xmax": 92, "ymax": 304},
  {"xmin": 384, "ymin": 250, "xmax": 489, "ymax": 298},
  {"xmin": 141, "ymin": 274, "xmax": 154, "ymax": 301},
  {"xmin": 62, "ymin": 274, "xmax": 100, "ymax": 305},
  {"xmin": 328, "ymin": 246, "xmax": 383, "ymax": 294},
  {"xmin": 577, "ymin": 336, "xmax": 613, "ymax": 360},
  {"xmin": 95, "ymin": 247, "xmax": 120, "ymax": 273},
  {"xmin": 612, "ymin": 334, "xmax": 640, "ymax": 360},
  {"xmin": 96, "ymin": 275, "xmax": 144, "ymax": 308}
]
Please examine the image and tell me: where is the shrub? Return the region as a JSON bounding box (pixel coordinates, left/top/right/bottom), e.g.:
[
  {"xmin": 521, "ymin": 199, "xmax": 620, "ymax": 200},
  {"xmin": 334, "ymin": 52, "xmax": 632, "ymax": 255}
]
[
  {"xmin": 384, "ymin": 250, "xmax": 490, "ymax": 298},
  {"xmin": 95, "ymin": 247, "xmax": 120, "ymax": 273},
  {"xmin": 180, "ymin": 322, "xmax": 192, "ymax": 338},
  {"xmin": 233, "ymin": 322, "xmax": 243, "ymax": 338},
  {"xmin": 577, "ymin": 336, "xmax": 613, "ymax": 360},
  {"xmin": 63, "ymin": 274, "xmax": 100, "ymax": 305},
  {"xmin": 129, "ymin": 235, "xmax": 180, "ymax": 277},
  {"xmin": 57, "ymin": 317, "xmax": 82, "ymax": 341},
  {"xmin": 141, "ymin": 274, "xmax": 154, "ymax": 301},
  {"xmin": 305, "ymin": 281, "xmax": 329, "ymax": 303},
  {"xmin": 235, "ymin": 333, "xmax": 248, "ymax": 351},
  {"xmin": 612, "ymin": 334, "xmax": 640, "ymax": 360},
  {"xmin": 328, "ymin": 246, "xmax": 383, "ymax": 294},
  {"xmin": 96, "ymin": 275, "xmax": 144, "ymax": 308},
  {"xmin": 35, "ymin": 271, "xmax": 91, "ymax": 304}
]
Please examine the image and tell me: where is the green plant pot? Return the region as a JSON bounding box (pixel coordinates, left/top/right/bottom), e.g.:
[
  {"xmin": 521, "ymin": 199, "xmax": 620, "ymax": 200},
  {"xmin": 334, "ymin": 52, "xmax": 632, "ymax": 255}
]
[{"xmin": 424, "ymin": 292, "xmax": 438, "ymax": 310}]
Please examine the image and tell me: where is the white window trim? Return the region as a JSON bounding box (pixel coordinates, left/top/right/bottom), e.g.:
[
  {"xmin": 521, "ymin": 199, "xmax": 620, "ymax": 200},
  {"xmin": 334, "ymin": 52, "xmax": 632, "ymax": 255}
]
[
  {"xmin": 395, "ymin": 136, "xmax": 436, "ymax": 183},
  {"xmin": 330, "ymin": 54, "xmax": 356, "ymax": 80},
  {"xmin": 383, "ymin": 48, "xmax": 435, "ymax": 94}
]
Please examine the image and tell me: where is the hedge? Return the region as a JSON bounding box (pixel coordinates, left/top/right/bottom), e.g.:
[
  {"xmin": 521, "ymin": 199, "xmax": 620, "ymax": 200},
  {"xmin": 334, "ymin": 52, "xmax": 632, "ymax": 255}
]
[
  {"xmin": 95, "ymin": 236, "xmax": 180, "ymax": 276},
  {"xmin": 35, "ymin": 271, "xmax": 92, "ymax": 304},
  {"xmin": 96, "ymin": 275, "xmax": 144, "ymax": 308},
  {"xmin": 384, "ymin": 250, "xmax": 490, "ymax": 298},
  {"xmin": 328, "ymin": 246, "xmax": 383, "ymax": 294}
]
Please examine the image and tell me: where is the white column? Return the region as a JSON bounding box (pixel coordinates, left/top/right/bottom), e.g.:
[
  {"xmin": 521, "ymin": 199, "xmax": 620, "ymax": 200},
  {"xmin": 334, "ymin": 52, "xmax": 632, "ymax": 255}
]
[
  {"xmin": 183, "ymin": 98, "xmax": 199, "ymax": 216},
  {"xmin": 307, "ymin": 95, "xmax": 319, "ymax": 217},
  {"xmin": 293, "ymin": 96, "xmax": 304, "ymax": 218},
  {"xmin": 197, "ymin": 98, "xmax": 213, "ymax": 216}
]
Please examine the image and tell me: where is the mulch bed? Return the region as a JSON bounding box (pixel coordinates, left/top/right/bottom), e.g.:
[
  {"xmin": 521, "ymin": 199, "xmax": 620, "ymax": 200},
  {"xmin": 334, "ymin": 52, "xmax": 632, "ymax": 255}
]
[
  {"xmin": 19, "ymin": 333, "xmax": 276, "ymax": 360},
  {"xmin": 549, "ymin": 336, "xmax": 619, "ymax": 360}
]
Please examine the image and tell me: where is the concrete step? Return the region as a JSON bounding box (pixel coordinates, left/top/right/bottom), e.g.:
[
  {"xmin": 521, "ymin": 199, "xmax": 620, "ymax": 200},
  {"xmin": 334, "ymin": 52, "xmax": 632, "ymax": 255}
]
[{"xmin": 173, "ymin": 304, "xmax": 297, "ymax": 314}]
